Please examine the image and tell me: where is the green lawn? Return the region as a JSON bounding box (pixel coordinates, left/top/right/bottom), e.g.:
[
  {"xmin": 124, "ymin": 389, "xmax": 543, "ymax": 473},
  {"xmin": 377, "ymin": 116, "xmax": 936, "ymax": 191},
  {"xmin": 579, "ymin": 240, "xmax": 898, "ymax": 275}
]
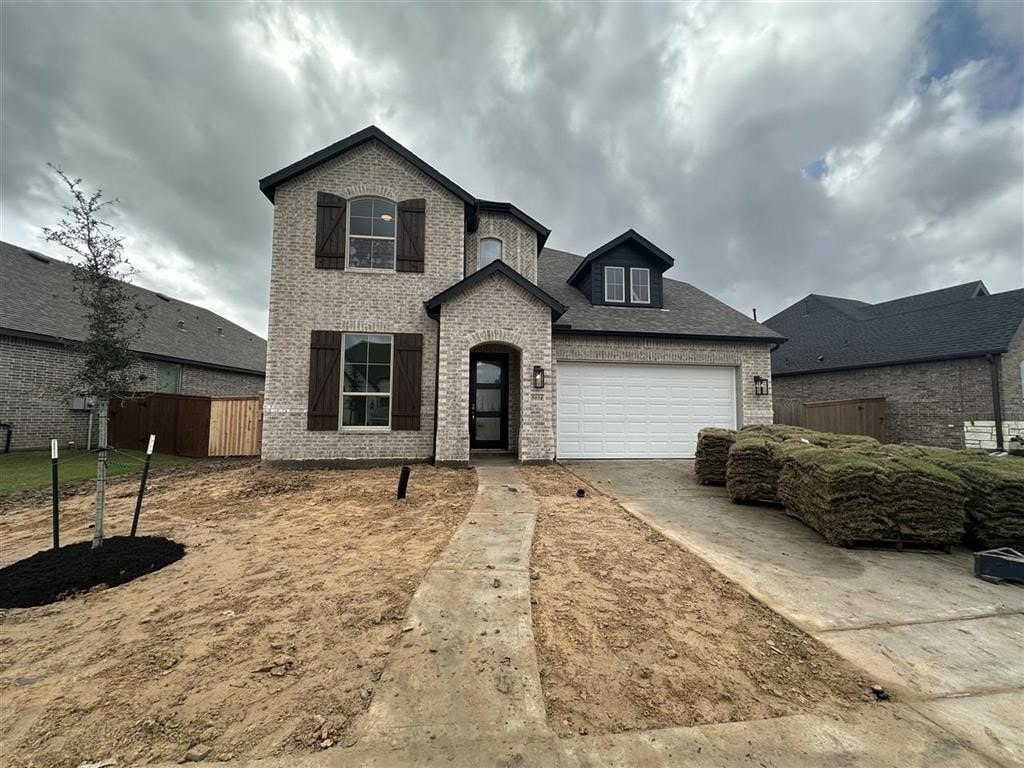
[{"xmin": 0, "ymin": 449, "xmax": 196, "ymax": 494}]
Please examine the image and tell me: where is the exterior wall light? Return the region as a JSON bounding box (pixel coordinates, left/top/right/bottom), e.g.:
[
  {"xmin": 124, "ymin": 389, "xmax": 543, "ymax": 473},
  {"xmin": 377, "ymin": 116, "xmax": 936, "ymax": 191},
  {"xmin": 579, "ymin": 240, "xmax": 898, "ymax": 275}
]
[
  {"xmin": 753, "ymin": 376, "xmax": 770, "ymax": 396},
  {"xmin": 533, "ymin": 366, "xmax": 546, "ymax": 389}
]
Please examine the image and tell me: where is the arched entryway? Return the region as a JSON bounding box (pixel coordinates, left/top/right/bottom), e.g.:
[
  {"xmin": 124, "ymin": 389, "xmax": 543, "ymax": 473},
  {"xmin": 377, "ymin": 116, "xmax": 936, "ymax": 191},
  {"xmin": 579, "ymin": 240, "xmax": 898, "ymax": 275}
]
[{"xmin": 469, "ymin": 342, "xmax": 522, "ymax": 455}]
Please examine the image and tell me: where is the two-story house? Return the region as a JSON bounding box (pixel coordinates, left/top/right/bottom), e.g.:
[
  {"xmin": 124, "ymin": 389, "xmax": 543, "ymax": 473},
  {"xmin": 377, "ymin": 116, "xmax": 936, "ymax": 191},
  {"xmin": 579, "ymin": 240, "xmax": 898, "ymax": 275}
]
[{"xmin": 258, "ymin": 126, "xmax": 783, "ymax": 466}]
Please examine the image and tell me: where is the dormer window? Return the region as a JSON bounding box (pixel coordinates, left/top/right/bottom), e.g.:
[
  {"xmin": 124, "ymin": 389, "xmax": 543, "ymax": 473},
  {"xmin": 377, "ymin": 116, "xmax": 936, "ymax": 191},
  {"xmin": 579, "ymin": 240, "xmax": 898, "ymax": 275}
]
[
  {"xmin": 604, "ymin": 266, "xmax": 625, "ymax": 303},
  {"xmin": 348, "ymin": 197, "xmax": 396, "ymax": 270},
  {"xmin": 630, "ymin": 268, "xmax": 650, "ymax": 304},
  {"xmin": 479, "ymin": 237, "xmax": 503, "ymax": 269}
]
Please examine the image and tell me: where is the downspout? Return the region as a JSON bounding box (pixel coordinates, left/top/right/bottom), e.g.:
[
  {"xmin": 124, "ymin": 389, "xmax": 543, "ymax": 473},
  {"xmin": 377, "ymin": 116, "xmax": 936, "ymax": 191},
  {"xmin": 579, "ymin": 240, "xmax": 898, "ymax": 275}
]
[
  {"xmin": 431, "ymin": 314, "xmax": 441, "ymax": 464},
  {"xmin": 988, "ymin": 353, "xmax": 1004, "ymax": 451}
]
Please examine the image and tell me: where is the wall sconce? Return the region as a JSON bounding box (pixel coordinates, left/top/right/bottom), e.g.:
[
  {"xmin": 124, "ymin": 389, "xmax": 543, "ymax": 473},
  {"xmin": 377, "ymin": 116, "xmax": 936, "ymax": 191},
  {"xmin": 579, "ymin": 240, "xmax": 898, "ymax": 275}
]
[
  {"xmin": 533, "ymin": 366, "xmax": 546, "ymax": 389},
  {"xmin": 753, "ymin": 376, "xmax": 770, "ymax": 396}
]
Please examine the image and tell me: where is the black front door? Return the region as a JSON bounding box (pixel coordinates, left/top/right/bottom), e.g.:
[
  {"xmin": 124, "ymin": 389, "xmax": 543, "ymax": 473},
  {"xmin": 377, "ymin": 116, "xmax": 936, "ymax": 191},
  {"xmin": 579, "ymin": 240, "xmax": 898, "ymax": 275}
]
[{"xmin": 470, "ymin": 353, "xmax": 508, "ymax": 449}]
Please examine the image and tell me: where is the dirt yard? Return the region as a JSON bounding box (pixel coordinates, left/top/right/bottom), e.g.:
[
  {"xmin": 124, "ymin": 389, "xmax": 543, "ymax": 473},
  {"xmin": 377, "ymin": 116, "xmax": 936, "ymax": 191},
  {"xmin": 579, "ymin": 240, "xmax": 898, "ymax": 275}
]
[
  {"xmin": 0, "ymin": 463, "xmax": 476, "ymax": 767},
  {"xmin": 522, "ymin": 464, "xmax": 873, "ymax": 737}
]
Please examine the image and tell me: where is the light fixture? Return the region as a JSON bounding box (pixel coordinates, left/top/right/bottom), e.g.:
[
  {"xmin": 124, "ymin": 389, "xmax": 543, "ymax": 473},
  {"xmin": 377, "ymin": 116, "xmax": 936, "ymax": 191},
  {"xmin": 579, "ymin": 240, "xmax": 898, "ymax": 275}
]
[
  {"xmin": 533, "ymin": 366, "xmax": 546, "ymax": 389},
  {"xmin": 380, "ymin": 213, "xmax": 393, "ymax": 221},
  {"xmin": 753, "ymin": 376, "xmax": 770, "ymax": 396}
]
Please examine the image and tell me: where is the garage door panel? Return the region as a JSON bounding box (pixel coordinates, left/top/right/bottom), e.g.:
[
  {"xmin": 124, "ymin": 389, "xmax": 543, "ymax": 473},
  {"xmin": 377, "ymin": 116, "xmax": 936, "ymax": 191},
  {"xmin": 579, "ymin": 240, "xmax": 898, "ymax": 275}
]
[{"xmin": 556, "ymin": 362, "xmax": 737, "ymax": 459}]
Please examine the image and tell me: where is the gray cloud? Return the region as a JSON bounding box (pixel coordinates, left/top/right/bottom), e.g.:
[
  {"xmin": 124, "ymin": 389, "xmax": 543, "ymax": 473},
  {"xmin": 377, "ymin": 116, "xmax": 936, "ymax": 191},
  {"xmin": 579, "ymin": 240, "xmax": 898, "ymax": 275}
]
[{"xmin": 2, "ymin": 1, "xmax": 1021, "ymax": 336}]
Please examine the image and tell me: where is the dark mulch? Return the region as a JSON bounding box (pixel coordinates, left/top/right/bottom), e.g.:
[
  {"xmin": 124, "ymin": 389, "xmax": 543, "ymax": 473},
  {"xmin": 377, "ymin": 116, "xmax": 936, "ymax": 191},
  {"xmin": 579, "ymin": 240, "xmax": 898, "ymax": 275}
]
[{"xmin": 0, "ymin": 536, "xmax": 185, "ymax": 609}]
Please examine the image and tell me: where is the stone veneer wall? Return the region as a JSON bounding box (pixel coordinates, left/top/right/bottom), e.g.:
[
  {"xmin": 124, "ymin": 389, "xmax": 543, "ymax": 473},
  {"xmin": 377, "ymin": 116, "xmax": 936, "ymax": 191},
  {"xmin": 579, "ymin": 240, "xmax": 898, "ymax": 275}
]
[
  {"xmin": 551, "ymin": 334, "xmax": 775, "ymax": 432},
  {"xmin": 436, "ymin": 273, "xmax": 553, "ymax": 463},
  {"xmin": 963, "ymin": 420, "xmax": 1024, "ymax": 450},
  {"xmin": 771, "ymin": 357, "xmax": 996, "ymax": 449},
  {"xmin": 464, "ymin": 212, "xmax": 538, "ymax": 283},
  {"xmin": 0, "ymin": 334, "xmax": 264, "ymax": 450},
  {"xmin": 261, "ymin": 139, "xmax": 466, "ymax": 463}
]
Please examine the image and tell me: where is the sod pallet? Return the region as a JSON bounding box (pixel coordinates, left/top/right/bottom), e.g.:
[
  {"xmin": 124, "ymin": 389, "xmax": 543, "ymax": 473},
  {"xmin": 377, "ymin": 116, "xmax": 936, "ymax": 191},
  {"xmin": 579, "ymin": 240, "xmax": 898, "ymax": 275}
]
[
  {"xmin": 726, "ymin": 432, "xmax": 781, "ymax": 504},
  {"xmin": 694, "ymin": 428, "xmax": 736, "ymax": 485},
  {"xmin": 916, "ymin": 447, "xmax": 1024, "ymax": 548}
]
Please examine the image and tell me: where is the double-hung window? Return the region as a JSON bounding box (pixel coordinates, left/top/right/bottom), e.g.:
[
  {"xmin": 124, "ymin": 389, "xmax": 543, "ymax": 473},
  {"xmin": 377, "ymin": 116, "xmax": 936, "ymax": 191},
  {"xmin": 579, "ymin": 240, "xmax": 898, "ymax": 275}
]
[
  {"xmin": 604, "ymin": 266, "xmax": 625, "ymax": 303},
  {"xmin": 342, "ymin": 333, "xmax": 392, "ymax": 427},
  {"xmin": 348, "ymin": 198, "xmax": 396, "ymax": 270},
  {"xmin": 630, "ymin": 268, "xmax": 651, "ymax": 304}
]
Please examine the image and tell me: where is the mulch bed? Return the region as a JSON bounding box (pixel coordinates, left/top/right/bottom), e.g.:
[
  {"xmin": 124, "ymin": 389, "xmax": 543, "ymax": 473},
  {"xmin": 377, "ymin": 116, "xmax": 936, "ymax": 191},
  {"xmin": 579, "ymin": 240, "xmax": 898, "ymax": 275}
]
[{"xmin": 0, "ymin": 536, "xmax": 185, "ymax": 608}]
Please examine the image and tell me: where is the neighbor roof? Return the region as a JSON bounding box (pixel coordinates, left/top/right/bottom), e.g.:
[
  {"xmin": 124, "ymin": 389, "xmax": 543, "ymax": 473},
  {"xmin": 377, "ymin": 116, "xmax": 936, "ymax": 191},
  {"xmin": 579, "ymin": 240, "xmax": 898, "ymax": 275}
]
[
  {"xmin": 540, "ymin": 249, "xmax": 784, "ymax": 342},
  {"xmin": 567, "ymin": 229, "xmax": 675, "ymax": 286},
  {"xmin": 0, "ymin": 241, "xmax": 267, "ymax": 375},
  {"xmin": 766, "ymin": 282, "xmax": 1024, "ymax": 375},
  {"xmin": 426, "ymin": 260, "xmax": 566, "ymax": 321}
]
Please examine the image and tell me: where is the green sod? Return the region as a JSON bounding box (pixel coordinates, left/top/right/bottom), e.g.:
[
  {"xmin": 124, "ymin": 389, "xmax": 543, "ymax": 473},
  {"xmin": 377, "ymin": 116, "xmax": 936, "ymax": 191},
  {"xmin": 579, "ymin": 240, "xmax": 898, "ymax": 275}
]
[{"xmin": 0, "ymin": 449, "xmax": 195, "ymax": 494}]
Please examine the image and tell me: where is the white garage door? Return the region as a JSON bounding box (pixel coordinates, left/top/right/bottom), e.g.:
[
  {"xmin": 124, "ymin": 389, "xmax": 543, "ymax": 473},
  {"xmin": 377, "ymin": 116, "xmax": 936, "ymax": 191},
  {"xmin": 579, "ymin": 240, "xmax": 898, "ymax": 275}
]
[{"xmin": 556, "ymin": 362, "xmax": 737, "ymax": 459}]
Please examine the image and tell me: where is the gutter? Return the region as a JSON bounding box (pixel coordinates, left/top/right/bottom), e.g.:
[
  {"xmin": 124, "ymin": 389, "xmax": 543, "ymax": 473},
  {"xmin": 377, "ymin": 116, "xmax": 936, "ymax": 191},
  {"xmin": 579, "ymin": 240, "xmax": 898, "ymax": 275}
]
[{"xmin": 988, "ymin": 353, "xmax": 1005, "ymax": 451}]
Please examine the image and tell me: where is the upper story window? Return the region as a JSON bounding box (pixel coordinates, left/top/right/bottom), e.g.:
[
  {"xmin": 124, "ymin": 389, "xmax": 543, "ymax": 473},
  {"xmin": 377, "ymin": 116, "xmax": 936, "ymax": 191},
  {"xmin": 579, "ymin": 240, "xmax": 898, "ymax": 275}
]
[
  {"xmin": 347, "ymin": 198, "xmax": 396, "ymax": 270},
  {"xmin": 479, "ymin": 237, "xmax": 503, "ymax": 269},
  {"xmin": 630, "ymin": 268, "xmax": 651, "ymax": 304},
  {"xmin": 604, "ymin": 266, "xmax": 625, "ymax": 303},
  {"xmin": 155, "ymin": 362, "xmax": 182, "ymax": 394}
]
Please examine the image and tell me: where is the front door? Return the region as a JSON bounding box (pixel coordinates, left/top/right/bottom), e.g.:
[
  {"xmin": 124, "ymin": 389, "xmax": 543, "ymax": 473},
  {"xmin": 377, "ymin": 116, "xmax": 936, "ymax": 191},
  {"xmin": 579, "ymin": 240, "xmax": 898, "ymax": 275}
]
[{"xmin": 469, "ymin": 353, "xmax": 508, "ymax": 449}]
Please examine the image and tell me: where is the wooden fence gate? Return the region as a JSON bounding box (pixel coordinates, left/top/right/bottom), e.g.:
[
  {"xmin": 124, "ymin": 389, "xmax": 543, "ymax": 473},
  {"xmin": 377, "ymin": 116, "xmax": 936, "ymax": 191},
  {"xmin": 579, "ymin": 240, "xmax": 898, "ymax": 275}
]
[
  {"xmin": 109, "ymin": 394, "xmax": 263, "ymax": 458},
  {"xmin": 774, "ymin": 397, "xmax": 886, "ymax": 442}
]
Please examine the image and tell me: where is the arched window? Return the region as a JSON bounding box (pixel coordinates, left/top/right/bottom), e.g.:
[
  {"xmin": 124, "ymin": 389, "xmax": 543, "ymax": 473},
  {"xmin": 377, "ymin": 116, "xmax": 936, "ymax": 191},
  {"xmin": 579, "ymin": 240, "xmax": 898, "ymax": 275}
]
[
  {"xmin": 479, "ymin": 237, "xmax": 503, "ymax": 269},
  {"xmin": 347, "ymin": 197, "xmax": 396, "ymax": 270}
]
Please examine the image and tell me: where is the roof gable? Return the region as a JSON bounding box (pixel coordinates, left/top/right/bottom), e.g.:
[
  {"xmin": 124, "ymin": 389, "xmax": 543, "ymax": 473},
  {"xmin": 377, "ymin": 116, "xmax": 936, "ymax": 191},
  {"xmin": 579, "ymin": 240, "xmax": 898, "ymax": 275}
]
[
  {"xmin": 473, "ymin": 200, "xmax": 551, "ymax": 252},
  {"xmin": 258, "ymin": 126, "xmax": 476, "ymax": 205},
  {"xmin": 425, "ymin": 260, "xmax": 566, "ymax": 321},
  {"xmin": 567, "ymin": 229, "xmax": 674, "ymax": 287}
]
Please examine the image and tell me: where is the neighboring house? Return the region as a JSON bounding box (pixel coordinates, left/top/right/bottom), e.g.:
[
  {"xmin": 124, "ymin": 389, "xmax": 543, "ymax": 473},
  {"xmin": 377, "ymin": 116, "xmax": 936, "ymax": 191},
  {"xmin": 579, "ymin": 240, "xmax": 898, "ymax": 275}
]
[
  {"xmin": 258, "ymin": 125, "xmax": 782, "ymax": 466},
  {"xmin": 0, "ymin": 241, "xmax": 267, "ymax": 450},
  {"xmin": 765, "ymin": 283, "xmax": 1024, "ymax": 450}
]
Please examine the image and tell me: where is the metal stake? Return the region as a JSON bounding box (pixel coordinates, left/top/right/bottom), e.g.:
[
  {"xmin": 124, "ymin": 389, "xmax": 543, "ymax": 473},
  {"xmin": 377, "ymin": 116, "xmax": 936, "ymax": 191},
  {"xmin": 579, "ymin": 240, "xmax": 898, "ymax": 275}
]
[
  {"xmin": 130, "ymin": 434, "xmax": 156, "ymax": 537},
  {"xmin": 51, "ymin": 439, "xmax": 60, "ymax": 549}
]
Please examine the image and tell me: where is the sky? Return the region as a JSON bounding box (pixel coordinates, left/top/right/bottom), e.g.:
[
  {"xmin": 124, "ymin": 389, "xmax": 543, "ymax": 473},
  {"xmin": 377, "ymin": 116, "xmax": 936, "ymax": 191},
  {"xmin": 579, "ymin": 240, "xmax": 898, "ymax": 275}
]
[{"xmin": 2, "ymin": 1, "xmax": 1022, "ymax": 337}]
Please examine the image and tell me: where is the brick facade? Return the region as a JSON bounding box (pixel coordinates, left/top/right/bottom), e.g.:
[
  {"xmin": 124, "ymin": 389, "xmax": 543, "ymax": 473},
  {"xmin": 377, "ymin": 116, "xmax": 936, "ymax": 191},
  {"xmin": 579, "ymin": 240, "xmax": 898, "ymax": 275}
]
[
  {"xmin": 261, "ymin": 140, "xmax": 465, "ymax": 463},
  {"xmin": 435, "ymin": 273, "xmax": 554, "ymax": 463},
  {"xmin": 771, "ymin": 357, "xmax": 998, "ymax": 448},
  {"xmin": 464, "ymin": 212, "xmax": 538, "ymax": 282},
  {"xmin": 552, "ymin": 335, "xmax": 775, "ymax": 431},
  {"xmin": 0, "ymin": 334, "xmax": 264, "ymax": 450}
]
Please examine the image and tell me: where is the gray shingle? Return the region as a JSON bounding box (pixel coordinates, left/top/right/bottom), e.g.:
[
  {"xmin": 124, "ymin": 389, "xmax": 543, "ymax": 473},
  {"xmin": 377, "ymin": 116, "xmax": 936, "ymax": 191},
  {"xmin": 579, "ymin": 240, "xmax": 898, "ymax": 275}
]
[
  {"xmin": 1, "ymin": 241, "xmax": 266, "ymax": 374},
  {"xmin": 766, "ymin": 283, "xmax": 1024, "ymax": 375},
  {"xmin": 539, "ymin": 248, "xmax": 784, "ymax": 341}
]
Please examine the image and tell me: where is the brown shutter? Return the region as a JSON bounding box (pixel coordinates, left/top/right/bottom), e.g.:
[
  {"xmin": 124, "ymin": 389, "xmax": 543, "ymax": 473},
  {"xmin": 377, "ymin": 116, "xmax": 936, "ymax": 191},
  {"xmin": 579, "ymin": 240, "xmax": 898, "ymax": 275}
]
[
  {"xmin": 391, "ymin": 333, "xmax": 423, "ymax": 430},
  {"xmin": 307, "ymin": 330, "xmax": 342, "ymax": 430},
  {"xmin": 315, "ymin": 192, "xmax": 346, "ymax": 269},
  {"xmin": 395, "ymin": 199, "xmax": 426, "ymax": 273}
]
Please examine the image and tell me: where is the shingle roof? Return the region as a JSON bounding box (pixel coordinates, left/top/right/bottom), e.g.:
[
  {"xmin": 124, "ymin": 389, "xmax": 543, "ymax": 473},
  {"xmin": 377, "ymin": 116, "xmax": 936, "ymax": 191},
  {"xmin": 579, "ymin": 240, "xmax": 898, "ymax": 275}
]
[
  {"xmin": 766, "ymin": 283, "xmax": 1024, "ymax": 376},
  {"xmin": 539, "ymin": 248, "xmax": 784, "ymax": 342},
  {"xmin": 0, "ymin": 241, "xmax": 266, "ymax": 374}
]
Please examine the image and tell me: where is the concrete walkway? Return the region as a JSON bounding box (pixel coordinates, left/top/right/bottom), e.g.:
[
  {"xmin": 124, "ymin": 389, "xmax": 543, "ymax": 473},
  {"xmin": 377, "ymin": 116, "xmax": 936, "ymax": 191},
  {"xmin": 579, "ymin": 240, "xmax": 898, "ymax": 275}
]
[{"xmin": 567, "ymin": 459, "xmax": 1024, "ymax": 768}]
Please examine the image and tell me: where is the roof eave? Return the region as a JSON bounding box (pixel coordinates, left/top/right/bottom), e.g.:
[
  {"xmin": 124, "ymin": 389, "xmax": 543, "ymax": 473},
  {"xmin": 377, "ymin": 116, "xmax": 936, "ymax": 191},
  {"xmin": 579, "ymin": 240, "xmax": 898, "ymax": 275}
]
[
  {"xmin": 567, "ymin": 229, "xmax": 675, "ymax": 286},
  {"xmin": 551, "ymin": 327, "xmax": 786, "ymax": 344},
  {"xmin": 771, "ymin": 349, "xmax": 1009, "ymax": 377},
  {"xmin": 424, "ymin": 261, "xmax": 566, "ymax": 321}
]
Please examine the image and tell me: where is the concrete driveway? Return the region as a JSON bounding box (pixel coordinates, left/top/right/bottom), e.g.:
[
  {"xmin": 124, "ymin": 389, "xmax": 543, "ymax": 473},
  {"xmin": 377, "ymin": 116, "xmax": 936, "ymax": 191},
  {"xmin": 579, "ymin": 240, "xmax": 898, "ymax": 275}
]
[{"xmin": 567, "ymin": 459, "xmax": 1024, "ymax": 768}]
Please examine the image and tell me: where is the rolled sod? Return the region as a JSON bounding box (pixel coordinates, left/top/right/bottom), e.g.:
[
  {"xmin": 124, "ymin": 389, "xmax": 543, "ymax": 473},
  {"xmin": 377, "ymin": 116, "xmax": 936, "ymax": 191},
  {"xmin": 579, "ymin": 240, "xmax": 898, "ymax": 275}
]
[{"xmin": 694, "ymin": 428, "xmax": 736, "ymax": 485}]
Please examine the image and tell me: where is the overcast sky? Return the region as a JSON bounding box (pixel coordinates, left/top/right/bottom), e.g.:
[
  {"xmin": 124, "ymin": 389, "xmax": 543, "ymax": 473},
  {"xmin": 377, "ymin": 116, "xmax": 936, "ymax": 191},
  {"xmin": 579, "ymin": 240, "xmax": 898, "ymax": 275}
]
[{"xmin": 2, "ymin": 1, "xmax": 1022, "ymax": 336}]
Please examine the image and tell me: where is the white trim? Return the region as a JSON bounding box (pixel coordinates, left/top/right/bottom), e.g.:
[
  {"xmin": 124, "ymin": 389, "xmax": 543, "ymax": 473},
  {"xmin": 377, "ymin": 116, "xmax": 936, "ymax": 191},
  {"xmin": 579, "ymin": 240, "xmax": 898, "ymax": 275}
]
[
  {"xmin": 630, "ymin": 267, "xmax": 651, "ymax": 304},
  {"xmin": 604, "ymin": 266, "xmax": 625, "ymax": 303},
  {"xmin": 345, "ymin": 196, "xmax": 398, "ymax": 271},
  {"xmin": 340, "ymin": 332, "xmax": 394, "ymax": 430},
  {"xmin": 479, "ymin": 236, "xmax": 504, "ymax": 269}
]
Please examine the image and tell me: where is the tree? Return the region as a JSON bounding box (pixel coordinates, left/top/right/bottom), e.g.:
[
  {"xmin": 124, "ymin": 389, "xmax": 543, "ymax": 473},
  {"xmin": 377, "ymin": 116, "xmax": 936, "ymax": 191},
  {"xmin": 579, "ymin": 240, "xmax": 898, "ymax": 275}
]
[{"xmin": 43, "ymin": 166, "xmax": 147, "ymax": 549}]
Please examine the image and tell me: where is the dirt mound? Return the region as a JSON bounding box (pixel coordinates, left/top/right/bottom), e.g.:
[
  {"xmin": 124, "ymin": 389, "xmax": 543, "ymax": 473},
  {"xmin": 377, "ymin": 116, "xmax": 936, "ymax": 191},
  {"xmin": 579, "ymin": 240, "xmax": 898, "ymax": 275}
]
[{"xmin": 0, "ymin": 536, "xmax": 185, "ymax": 608}]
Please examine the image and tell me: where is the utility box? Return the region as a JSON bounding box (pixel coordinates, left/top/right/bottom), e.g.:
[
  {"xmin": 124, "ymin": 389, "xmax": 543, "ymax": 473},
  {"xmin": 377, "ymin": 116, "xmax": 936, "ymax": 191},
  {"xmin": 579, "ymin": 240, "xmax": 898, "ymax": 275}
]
[{"xmin": 69, "ymin": 396, "xmax": 96, "ymax": 411}]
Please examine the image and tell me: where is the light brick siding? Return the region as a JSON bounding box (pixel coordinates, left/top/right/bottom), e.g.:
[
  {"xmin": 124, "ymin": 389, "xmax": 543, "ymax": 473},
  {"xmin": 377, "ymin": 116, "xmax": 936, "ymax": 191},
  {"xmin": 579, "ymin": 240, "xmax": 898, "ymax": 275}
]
[
  {"xmin": 436, "ymin": 274, "xmax": 554, "ymax": 463},
  {"xmin": 552, "ymin": 335, "xmax": 775, "ymax": 436},
  {"xmin": 261, "ymin": 139, "xmax": 465, "ymax": 462},
  {"xmin": 771, "ymin": 358, "xmax": 996, "ymax": 448},
  {"xmin": 464, "ymin": 212, "xmax": 538, "ymax": 283},
  {"xmin": 0, "ymin": 334, "xmax": 264, "ymax": 450},
  {"xmin": 999, "ymin": 319, "xmax": 1024, "ymax": 422}
]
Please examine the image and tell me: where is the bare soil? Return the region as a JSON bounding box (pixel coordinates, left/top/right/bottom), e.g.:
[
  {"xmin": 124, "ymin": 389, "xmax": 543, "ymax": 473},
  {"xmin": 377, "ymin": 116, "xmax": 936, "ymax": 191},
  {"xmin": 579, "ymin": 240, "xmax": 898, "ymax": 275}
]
[
  {"xmin": 522, "ymin": 464, "xmax": 873, "ymax": 737},
  {"xmin": 0, "ymin": 463, "xmax": 475, "ymax": 767}
]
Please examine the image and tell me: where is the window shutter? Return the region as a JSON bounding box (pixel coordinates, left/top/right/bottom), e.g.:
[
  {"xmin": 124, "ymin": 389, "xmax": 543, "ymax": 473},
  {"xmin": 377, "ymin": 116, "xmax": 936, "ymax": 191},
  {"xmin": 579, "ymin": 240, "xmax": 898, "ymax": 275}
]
[
  {"xmin": 396, "ymin": 199, "xmax": 426, "ymax": 273},
  {"xmin": 392, "ymin": 333, "xmax": 423, "ymax": 430},
  {"xmin": 307, "ymin": 330, "xmax": 342, "ymax": 430},
  {"xmin": 315, "ymin": 192, "xmax": 346, "ymax": 269}
]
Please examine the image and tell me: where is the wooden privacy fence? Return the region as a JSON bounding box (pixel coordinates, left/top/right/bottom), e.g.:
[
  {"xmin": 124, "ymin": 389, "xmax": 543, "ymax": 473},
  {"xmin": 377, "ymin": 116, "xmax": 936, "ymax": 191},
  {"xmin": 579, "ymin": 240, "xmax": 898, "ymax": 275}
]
[
  {"xmin": 774, "ymin": 397, "xmax": 886, "ymax": 442},
  {"xmin": 109, "ymin": 394, "xmax": 263, "ymax": 458}
]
